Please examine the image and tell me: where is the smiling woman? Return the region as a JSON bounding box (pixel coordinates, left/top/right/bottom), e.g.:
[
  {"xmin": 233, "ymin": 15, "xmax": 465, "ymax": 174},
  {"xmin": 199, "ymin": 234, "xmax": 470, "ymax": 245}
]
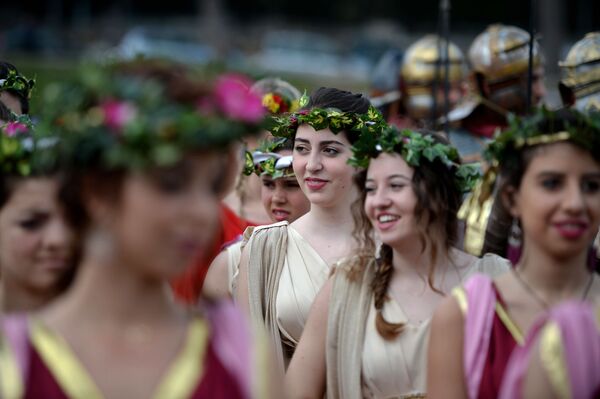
[
  {"xmin": 428, "ymin": 108, "xmax": 600, "ymax": 399},
  {"xmin": 285, "ymin": 127, "xmax": 507, "ymax": 399},
  {"xmin": 0, "ymin": 120, "xmax": 77, "ymax": 315},
  {"xmin": 235, "ymin": 87, "xmax": 385, "ymax": 373}
]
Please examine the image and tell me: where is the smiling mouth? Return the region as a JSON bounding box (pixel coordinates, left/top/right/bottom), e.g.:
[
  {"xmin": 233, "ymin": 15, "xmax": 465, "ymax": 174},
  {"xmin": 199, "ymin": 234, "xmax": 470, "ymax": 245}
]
[
  {"xmin": 305, "ymin": 178, "xmax": 328, "ymax": 190},
  {"xmin": 272, "ymin": 209, "xmax": 290, "ymax": 221}
]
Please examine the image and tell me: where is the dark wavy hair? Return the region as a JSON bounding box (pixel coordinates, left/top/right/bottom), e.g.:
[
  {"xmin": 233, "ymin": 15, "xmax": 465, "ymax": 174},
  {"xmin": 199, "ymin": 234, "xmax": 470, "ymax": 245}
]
[
  {"xmin": 350, "ymin": 129, "xmax": 463, "ymax": 340},
  {"xmin": 302, "ymin": 87, "xmax": 371, "ymax": 144}
]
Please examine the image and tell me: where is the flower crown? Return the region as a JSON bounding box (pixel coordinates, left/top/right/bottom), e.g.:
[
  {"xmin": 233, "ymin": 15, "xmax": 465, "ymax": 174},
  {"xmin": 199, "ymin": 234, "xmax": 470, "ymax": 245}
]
[
  {"xmin": 38, "ymin": 64, "xmax": 266, "ymax": 170},
  {"xmin": 243, "ymin": 137, "xmax": 295, "ymax": 179},
  {"xmin": 0, "ymin": 115, "xmax": 41, "ymax": 176},
  {"xmin": 349, "ymin": 126, "xmax": 481, "ymax": 193},
  {"xmin": 0, "ymin": 68, "xmax": 35, "ymax": 100},
  {"xmin": 459, "ymin": 107, "xmax": 600, "ymax": 256},
  {"xmin": 267, "ymin": 94, "xmax": 387, "ymax": 139}
]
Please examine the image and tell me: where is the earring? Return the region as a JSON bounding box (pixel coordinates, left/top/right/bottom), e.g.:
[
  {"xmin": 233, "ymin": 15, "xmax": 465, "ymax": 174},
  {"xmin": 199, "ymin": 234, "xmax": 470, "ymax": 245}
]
[{"xmin": 507, "ymin": 218, "xmax": 522, "ymax": 266}]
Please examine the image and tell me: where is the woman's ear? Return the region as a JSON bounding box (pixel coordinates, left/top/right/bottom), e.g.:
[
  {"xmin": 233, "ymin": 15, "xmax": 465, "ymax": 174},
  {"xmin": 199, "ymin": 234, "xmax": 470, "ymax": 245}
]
[
  {"xmin": 501, "ymin": 185, "xmax": 520, "ymax": 218},
  {"xmin": 81, "ymin": 173, "xmax": 121, "ymax": 226}
]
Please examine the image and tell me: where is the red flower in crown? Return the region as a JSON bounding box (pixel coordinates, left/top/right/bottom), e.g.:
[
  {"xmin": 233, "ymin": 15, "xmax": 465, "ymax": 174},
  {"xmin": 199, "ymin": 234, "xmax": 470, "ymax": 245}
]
[
  {"xmin": 214, "ymin": 74, "xmax": 265, "ymax": 123},
  {"xmin": 100, "ymin": 100, "xmax": 137, "ymax": 132},
  {"xmin": 4, "ymin": 122, "xmax": 29, "ymax": 137}
]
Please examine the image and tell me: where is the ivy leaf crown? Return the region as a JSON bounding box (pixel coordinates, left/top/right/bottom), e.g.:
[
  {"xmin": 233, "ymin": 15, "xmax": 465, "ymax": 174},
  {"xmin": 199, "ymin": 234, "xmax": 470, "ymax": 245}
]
[
  {"xmin": 37, "ymin": 62, "xmax": 267, "ymax": 171},
  {"xmin": 244, "ymin": 137, "xmax": 295, "ymax": 179},
  {"xmin": 484, "ymin": 106, "xmax": 600, "ymax": 164},
  {"xmin": 0, "ymin": 68, "xmax": 35, "ymax": 100},
  {"xmin": 349, "ymin": 126, "xmax": 481, "ymax": 193},
  {"xmin": 266, "ymin": 94, "xmax": 387, "ymax": 140}
]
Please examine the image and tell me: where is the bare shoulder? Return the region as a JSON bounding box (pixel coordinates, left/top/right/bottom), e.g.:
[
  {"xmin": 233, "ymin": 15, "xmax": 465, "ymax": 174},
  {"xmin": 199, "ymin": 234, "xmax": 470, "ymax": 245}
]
[
  {"xmin": 203, "ymin": 249, "xmax": 231, "ymax": 300},
  {"xmin": 431, "ymin": 293, "xmax": 464, "ymax": 329}
]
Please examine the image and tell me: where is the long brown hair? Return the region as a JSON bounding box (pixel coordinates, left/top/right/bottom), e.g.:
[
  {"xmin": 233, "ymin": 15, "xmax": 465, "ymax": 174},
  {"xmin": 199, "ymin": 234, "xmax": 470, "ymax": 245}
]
[{"xmin": 351, "ymin": 130, "xmax": 463, "ymax": 339}]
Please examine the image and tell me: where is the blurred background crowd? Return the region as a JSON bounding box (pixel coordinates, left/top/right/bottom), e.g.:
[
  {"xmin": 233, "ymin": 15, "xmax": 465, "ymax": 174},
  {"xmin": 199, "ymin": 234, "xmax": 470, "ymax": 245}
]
[{"xmin": 1, "ymin": 0, "xmax": 599, "ymax": 111}]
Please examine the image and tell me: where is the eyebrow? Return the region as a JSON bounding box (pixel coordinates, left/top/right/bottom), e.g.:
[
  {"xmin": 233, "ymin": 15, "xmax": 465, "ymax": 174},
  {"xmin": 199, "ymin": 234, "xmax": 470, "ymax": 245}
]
[
  {"xmin": 536, "ymin": 171, "xmax": 600, "ymax": 178},
  {"xmin": 295, "ymin": 138, "xmax": 346, "ymax": 147},
  {"xmin": 365, "ymin": 174, "xmax": 411, "ymax": 183}
]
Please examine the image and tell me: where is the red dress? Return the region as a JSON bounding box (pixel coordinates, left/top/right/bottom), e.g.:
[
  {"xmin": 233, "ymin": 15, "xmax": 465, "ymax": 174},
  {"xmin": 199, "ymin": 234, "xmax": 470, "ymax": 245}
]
[
  {"xmin": 477, "ymin": 284, "xmax": 520, "ymax": 398},
  {"xmin": 0, "ymin": 301, "xmax": 262, "ymax": 399},
  {"xmin": 171, "ymin": 204, "xmax": 254, "ymax": 304}
]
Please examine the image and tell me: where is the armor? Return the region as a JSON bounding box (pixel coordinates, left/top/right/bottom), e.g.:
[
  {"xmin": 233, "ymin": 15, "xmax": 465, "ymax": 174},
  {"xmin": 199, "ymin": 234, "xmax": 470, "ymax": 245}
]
[
  {"xmin": 559, "ymin": 32, "xmax": 600, "ymax": 113},
  {"xmin": 468, "ymin": 24, "xmax": 543, "ymax": 113},
  {"xmin": 469, "ymin": 24, "xmax": 542, "ymax": 84},
  {"xmin": 400, "ymin": 34, "xmax": 467, "ymax": 120}
]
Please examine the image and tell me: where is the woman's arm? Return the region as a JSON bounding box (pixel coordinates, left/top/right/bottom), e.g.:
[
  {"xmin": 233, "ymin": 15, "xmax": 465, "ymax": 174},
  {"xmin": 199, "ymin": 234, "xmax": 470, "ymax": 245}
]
[
  {"xmin": 234, "ymin": 245, "xmax": 252, "ymax": 316},
  {"xmin": 284, "ymin": 278, "xmax": 333, "ymax": 399},
  {"xmin": 202, "ymin": 250, "xmax": 232, "ymax": 301},
  {"xmin": 427, "ymin": 296, "xmax": 468, "ymax": 399}
]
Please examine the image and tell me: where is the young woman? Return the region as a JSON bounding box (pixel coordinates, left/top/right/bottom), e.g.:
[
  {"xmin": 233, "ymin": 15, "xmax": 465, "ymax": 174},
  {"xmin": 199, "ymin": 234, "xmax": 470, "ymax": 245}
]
[
  {"xmin": 0, "ymin": 61, "xmax": 277, "ymax": 398},
  {"xmin": 236, "ymin": 87, "xmax": 385, "ymax": 371},
  {"xmin": 0, "ymin": 118, "xmax": 76, "ymax": 314},
  {"xmin": 203, "ymin": 137, "xmax": 310, "ymax": 300},
  {"xmin": 285, "ymin": 127, "xmax": 508, "ymax": 398},
  {"xmin": 428, "ymin": 108, "xmax": 600, "ymax": 399}
]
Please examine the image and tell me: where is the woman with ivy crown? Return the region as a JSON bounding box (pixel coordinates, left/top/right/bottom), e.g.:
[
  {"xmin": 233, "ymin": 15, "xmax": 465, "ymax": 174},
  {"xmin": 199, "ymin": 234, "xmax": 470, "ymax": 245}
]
[
  {"xmin": 285, "ymin": 125, "xmax": 508, "ymax": 398},
  {"xmin": 0, "ymin": 114, "xmax": 77, "ymax": 315},
  {"xmin": 235, "ymin": 87, "xmax": 384, "ymax": 371},
  {"xmin": 203, "ymin": 136, "xmax": 310, "ymax": 300},
  {"xmin": 0, "ymin": 61, "xmax": 278, "ymax": 399},
  {"xmin": 428, "ymin": 108, "xmax": 600, "ymax": 399}
]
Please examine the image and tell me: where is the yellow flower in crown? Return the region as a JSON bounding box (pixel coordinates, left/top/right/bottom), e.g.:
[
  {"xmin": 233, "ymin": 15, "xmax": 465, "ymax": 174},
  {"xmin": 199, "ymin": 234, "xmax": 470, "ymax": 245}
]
[{"xmin": 262, "ymin": 93, "xmax": 280, "ymax": 113}]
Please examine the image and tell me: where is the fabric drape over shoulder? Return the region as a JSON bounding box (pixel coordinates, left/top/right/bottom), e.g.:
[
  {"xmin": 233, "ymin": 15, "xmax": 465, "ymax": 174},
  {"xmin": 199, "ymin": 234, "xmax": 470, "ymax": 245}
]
[{"xmin": 245, "ymin": 221, "xmax": 330, "ymax": 372}]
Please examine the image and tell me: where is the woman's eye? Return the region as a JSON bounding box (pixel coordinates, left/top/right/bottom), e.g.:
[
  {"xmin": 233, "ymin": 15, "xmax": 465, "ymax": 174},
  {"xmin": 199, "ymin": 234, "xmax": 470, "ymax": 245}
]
[
  {"xmin": 582, "ymin": 179, "xmax": 600, "ymax": 194},
  {"xmin": 262, "ymin": 180, "xmax": 275, "ymax": 189},
  {"xmin": 390, "ymin": 183, "xmax": 405, "ymax": 190},
  {"xmin": 541, "ymin": 177, "xmax": 561, "ymax": 190},
  {"xmin": 323, "ymin": 147, "xmax": 339, "ymax": 156},
  {"xmin": 19, "ymin": 218, "xmax": 44, "ymax": 231},
  {"xmin": 364, "ymin": 186, "xmax": 376, "ymax": 194},
  {"xmin": 294, "ymin": 145, "xmax": 308, "ymax": 154},
  {"xmin": 284, "ymin": 181, "xmax": 300, "ymax": 189},
  {"xmin": 156, "ymin": 172, "xmax": 187, "ymax": 193}
]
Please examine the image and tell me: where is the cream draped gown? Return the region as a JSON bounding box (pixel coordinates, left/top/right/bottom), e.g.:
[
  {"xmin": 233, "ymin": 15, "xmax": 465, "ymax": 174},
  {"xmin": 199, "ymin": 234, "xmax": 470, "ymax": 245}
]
[{"xmin": 241, "ymin": 221, "xmax": 331, "ymax": 371}]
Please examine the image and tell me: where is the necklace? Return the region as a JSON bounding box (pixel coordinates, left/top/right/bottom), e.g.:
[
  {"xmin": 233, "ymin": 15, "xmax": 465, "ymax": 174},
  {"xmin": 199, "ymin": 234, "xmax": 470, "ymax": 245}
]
[{"xmin": 512, "ymin": 268, "xmax": 595, "ymax": 310}]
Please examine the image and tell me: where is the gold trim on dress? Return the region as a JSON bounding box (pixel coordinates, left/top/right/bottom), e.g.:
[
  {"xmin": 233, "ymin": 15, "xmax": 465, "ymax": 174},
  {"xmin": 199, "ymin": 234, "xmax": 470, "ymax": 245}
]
[
  {"xmin": 539, "ymin": 321, "xmax": 571, "ymax": 399},
  {"xmin": 152, "ymin": 319, "xmax": 209, "ymax": 399},
  {"xmin": 452, "ymin": 287, "xmax": 468, "ymax": 314},
  {"xmin": 0, "ymin": 334, "xmax": 25, "ymax": 399},
  {"xmin": 494, "ymin": 302, "xmax": 525, "ymax": 345},
  {"xmin": 31, "ymin": 318, "xmax": 209, "ymax": 399}
]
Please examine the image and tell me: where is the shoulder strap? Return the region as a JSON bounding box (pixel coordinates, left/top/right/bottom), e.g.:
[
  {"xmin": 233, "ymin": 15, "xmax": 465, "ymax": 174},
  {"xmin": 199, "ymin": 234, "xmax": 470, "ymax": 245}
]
[
  {"xmin": 0, "ymin": 315, "xmax": 30, "ymax": 398},
  {"xmin": 462, "ymin": 274, "xmax": 497, "ymax": 399}
]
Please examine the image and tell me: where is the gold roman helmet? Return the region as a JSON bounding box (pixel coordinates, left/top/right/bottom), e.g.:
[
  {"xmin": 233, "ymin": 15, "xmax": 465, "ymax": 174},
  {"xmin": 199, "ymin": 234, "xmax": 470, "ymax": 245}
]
[
  {"xmin": 400, "ymin": 34, "xmax": 467, "ymax": 119},
  {"xmin": 559, "ymin": 32, "xmax": 600, "ymax": 113},
  {"xmin": 469, "ymin": 24, "xmax": 542, "ymax": 84}
]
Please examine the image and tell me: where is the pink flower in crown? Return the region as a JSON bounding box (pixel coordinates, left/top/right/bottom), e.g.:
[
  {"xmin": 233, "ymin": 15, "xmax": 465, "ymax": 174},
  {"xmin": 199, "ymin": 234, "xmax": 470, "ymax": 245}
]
[
  {"xmin": 100, "ymin": 100, "xmax": 137, "ymax": 132},
  {"xmin": 4, "ymin": 122, "xmax": 29, "ymax": 137},
  {"xmin": 214, "ymin": 74, "xmax": 265, "ymax": 123}
]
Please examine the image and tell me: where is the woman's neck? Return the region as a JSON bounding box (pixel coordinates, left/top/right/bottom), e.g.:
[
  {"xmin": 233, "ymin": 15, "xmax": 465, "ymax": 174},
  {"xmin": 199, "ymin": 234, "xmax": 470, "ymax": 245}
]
[
  {"xmin": 51, "ymin": 232, "xmax": 181, "ymax": 328},
  {"xmin": 517, "ymin": 242, "xmax": 592, "ymax": 299},
  {"xmin": 0, "ymin": 281, "xmax": 59, "ymax": 314},
  {"xmin": 298, "ymin": 196, "xmax": 356, "ymax": 236}
]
